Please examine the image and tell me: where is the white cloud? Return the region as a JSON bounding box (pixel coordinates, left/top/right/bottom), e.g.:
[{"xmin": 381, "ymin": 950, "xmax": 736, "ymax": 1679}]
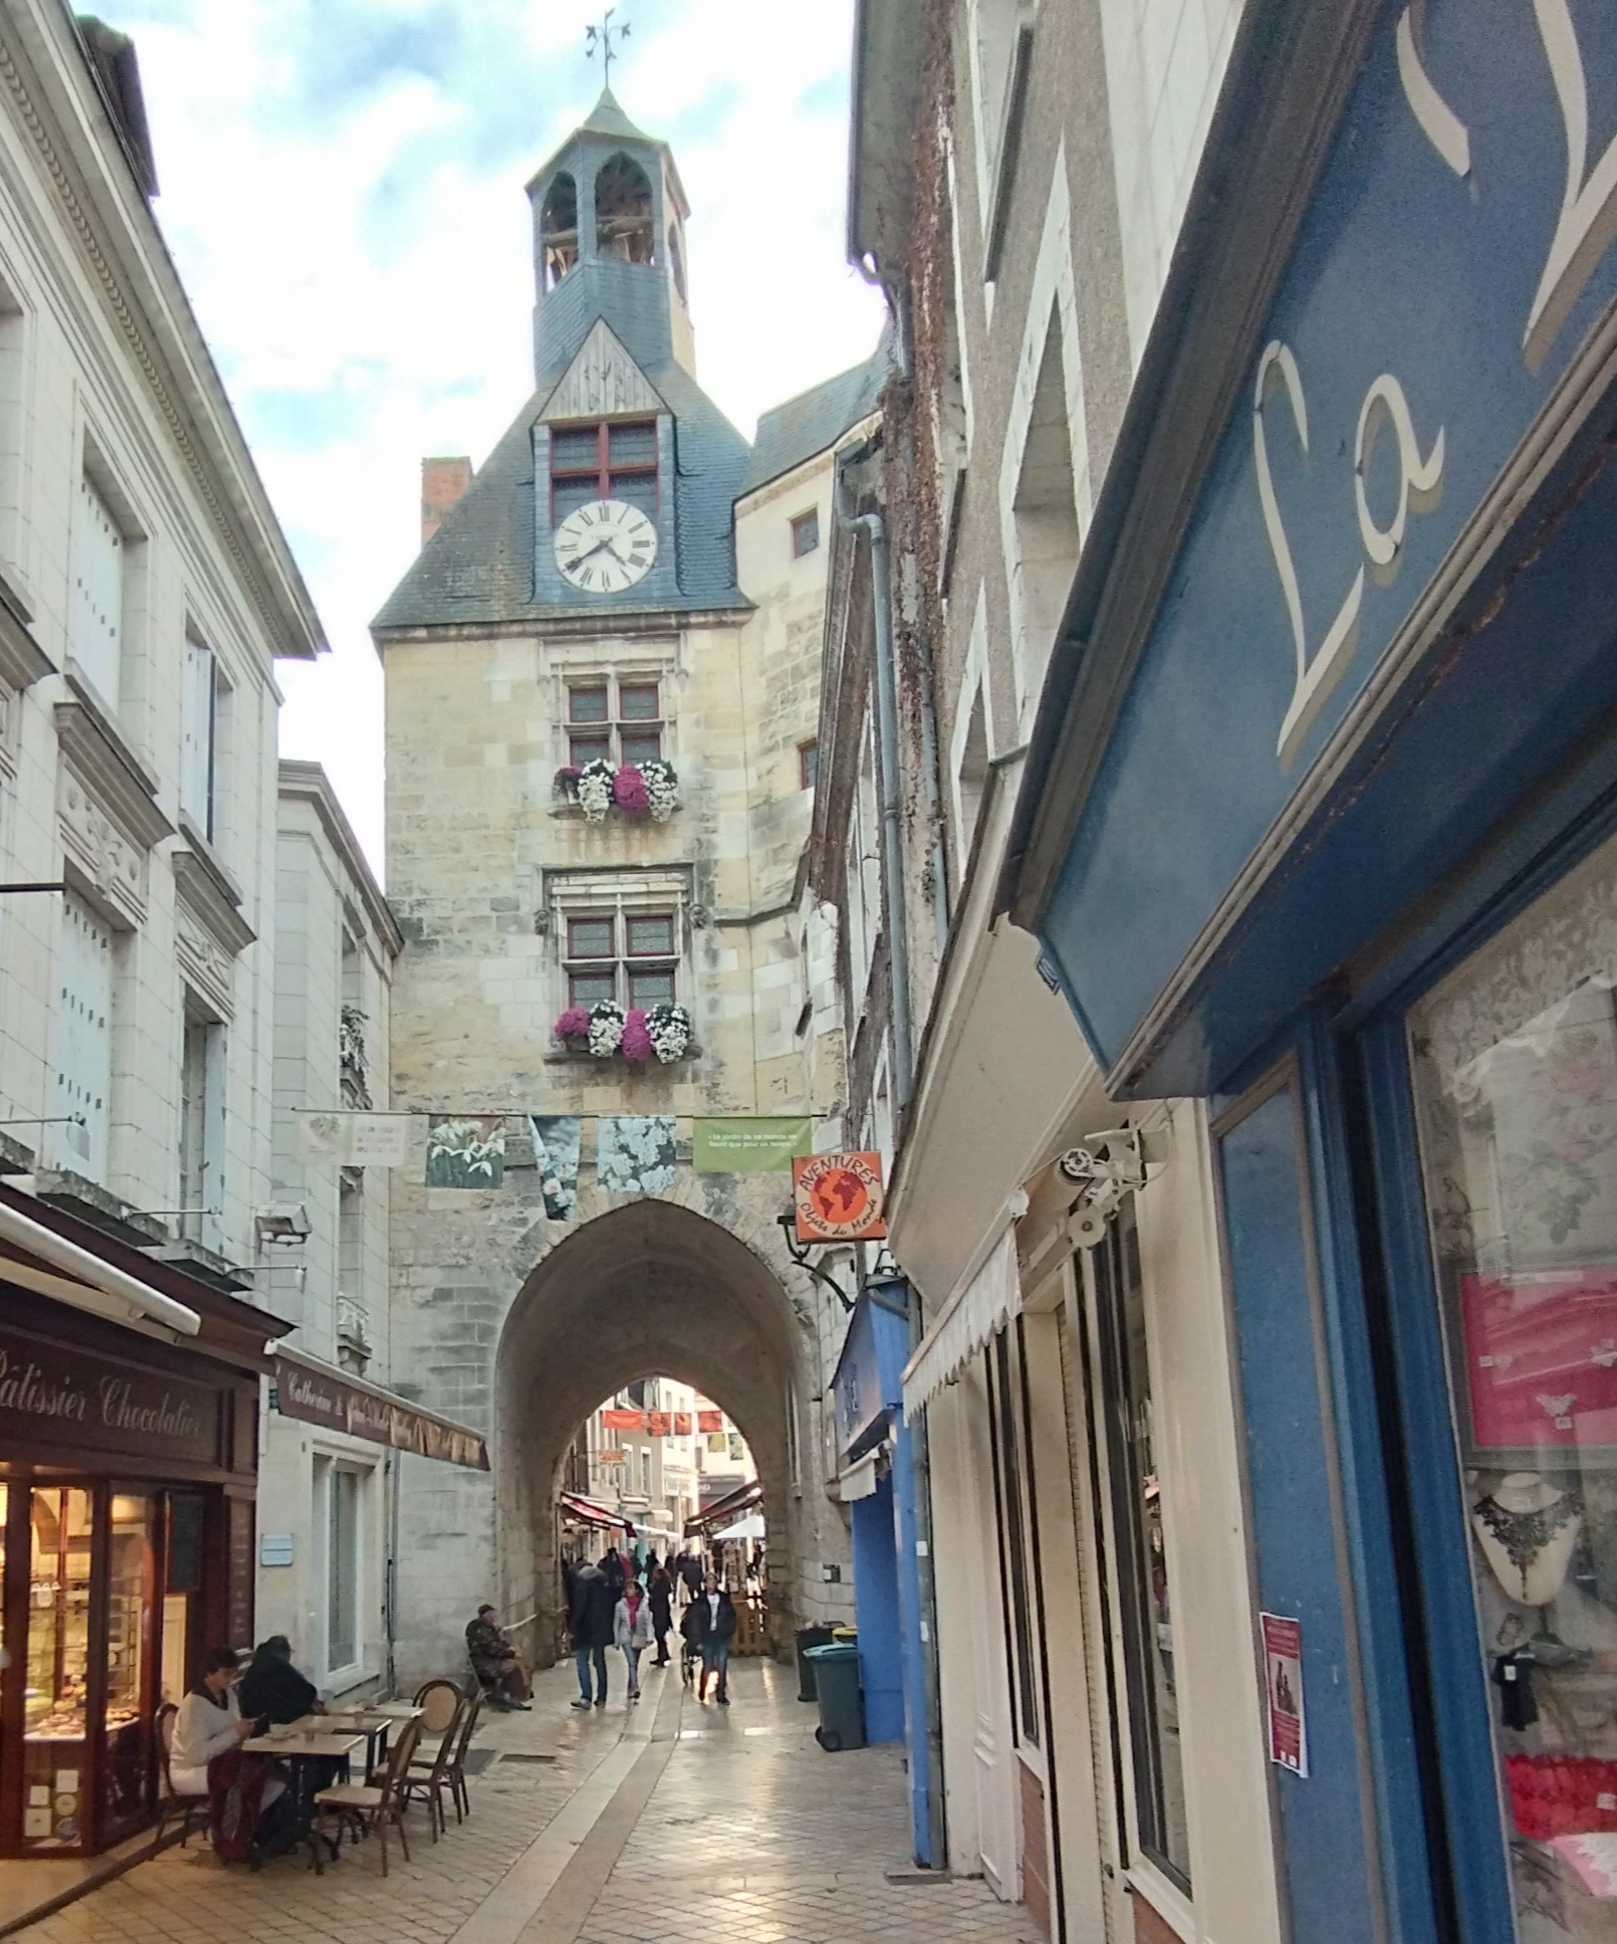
[{"xmin": 100, "ymin": 0, "xmax": 884, "ymax": 870}]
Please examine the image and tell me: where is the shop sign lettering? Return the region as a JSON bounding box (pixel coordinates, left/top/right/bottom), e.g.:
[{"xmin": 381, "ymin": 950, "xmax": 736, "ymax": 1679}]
[
  {"xmin": 0, "ymin": 1336, "xmax": 218, "ymax": 1463},
  {"xmin": 273, "ymin": 1358, "xmax": 488, "ymax": 1471}
]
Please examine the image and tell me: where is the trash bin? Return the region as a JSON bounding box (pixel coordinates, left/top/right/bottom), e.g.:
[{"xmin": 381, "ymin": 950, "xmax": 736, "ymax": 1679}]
[
  {"xmin": 806, "ymin": 1641, "xmax": 866, "ymax": 1752},
  {"xmin": 795, "ymin": 1625, "xmax": 836, "ymax": 1702}
]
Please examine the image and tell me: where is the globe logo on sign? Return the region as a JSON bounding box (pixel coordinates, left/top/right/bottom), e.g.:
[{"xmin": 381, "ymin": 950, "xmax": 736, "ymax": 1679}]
[{"xmin": 792, "ymin": 1152, "xmax": 887, "ymax": 1243}]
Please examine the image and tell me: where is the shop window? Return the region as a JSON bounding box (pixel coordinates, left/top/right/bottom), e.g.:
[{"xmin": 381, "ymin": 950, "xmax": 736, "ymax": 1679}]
[
  {"xmin": 595, "ymin": 152, "xmax": 654, "ymax": 265},
  {"xmin": 563, "ymin": 906, "xmax": 680, "ymax": 1010},
  {"xmin": 566, "ymin": 675, "xmax": 664, "ymax": 768},
  {"xmin": 1407, "ymin": 829, "xmax": 1617, "ymax": 1938},
  {"xmin": 989, "ymin": 1327, "xmax": 1041, "ymax": 1748},
  {"xmin": 541, "ymin": 171, "xmax": 579, "ymax": 288},
  {"xmin": 50, "ymin": 895, "xmax": 114, "ymax": 1183},
  {"xmin": 24, "ymin": 1487, "xmax": 93, "ymax": 1849},
  {"xmin": 325, "ymin": 1467, "xmax": 361, "ymax": 1674},
  {"xmin": 790, "ymin": 508, "xmax": 820, "ymax": 558},
  {"xmin": 1093, "ymin": 1199, "xmax": 1192, "ymax": 1888}
]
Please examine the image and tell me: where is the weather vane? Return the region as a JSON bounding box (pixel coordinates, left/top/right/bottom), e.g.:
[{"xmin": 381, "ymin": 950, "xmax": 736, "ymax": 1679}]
[{"xmin": 585, "ymin": 8, "xmax": 631, "ymax": 90}]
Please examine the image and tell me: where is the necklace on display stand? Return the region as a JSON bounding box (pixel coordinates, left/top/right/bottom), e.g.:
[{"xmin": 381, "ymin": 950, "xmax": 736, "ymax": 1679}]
[{"xmin": 1472, "ymin": 1471, "xmax": 1585, "ymax": 1606}]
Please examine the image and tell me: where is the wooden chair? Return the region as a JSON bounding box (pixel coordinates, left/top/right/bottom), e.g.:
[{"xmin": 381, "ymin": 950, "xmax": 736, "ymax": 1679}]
[
  {"xmin": 446, "ymin": 1686, "xmax": 483, "ymax": 1825},
  {"xmin": 402, "ymin": 1690, "xmax": 465, "ymax": 1840},
  {"xmin": 412, "ymin": 1677, "xmax": 463, "ymax": 1738},
  {"xmin": 313, "ymin": 1718, "xmax": 420, "ymax": 1878},
  {"xmin": 153, "ymin": 1703, "xmax": 207, "ymax": 1848}
]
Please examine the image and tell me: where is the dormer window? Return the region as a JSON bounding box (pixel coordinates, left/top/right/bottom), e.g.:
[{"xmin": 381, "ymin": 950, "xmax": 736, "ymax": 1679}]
[
  {"xmin": 541, "ymin": 172, "xmax": 579, "ymax": 289},
  {"xmin": 595, "ymin": 153, "xmax": 654, "ymax": 265},
  {"xmin": 551, "ymin": 419, "xmax": 659, "ymax": 522}
]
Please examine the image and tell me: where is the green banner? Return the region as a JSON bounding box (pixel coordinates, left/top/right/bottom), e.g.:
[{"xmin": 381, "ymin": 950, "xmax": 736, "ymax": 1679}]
[{"xmin": 692, "ymin": 1116, "xmax": 812, "ymax": 1174}]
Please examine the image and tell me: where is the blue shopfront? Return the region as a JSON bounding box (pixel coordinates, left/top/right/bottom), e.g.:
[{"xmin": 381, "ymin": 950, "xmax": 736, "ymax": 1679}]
[
  {"xmin": 831, "ymin": 1281, "xmax": 932, "ymax": 1865},
  {"xmin": 1007, "ymin": 2, "xmax": 1617, "ymax": 1940}
]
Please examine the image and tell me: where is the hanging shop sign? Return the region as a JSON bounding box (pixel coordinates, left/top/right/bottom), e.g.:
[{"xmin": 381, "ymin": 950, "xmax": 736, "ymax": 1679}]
[
  {"xmin": 296, "ymin": 1111, "xmax": 411, "ymax": 1168},
  {"xmin": 1021, "ymin": 0, "xmax": 1617, "ymax": 1097},
  {"xmin": 692, "ymin": 1117, "xmax": 812, "ymax": 1173},
  {"xmin": 1261, "ymin": 1612, "xmax": 1308, "ymax": 1778},
  {"xmin": 597, "ymin": 1448, "xmax": 627, "ymax": 1465},
  {"xmin": 0, "ymin": 1320, "xmax": 220, "ymax": 1466},
  {"xmin": 602, "ymin": 1408, "xmax": 645, "ymax": 1432},
  {"xmin": 793, "ymin": 1151, "xmax": 888, "ymax": 1243},
  {"xmin": 273, "ymin": 1356, "xmax": 488, "ymax": 1470}
]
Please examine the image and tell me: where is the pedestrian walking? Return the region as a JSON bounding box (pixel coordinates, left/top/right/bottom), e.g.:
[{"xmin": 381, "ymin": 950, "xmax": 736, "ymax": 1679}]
[
  {"xmin": 569, "ymin": 1558, "xmax": 616, "ymax": 1709},
  {"xmin": 601, "ymin": 1544, "xmax": 627, "ymax": 1596},
  {"xmin": 680, "ymin": 1550, "xmax": 704, "ymax": 1601},
  {"xmin": 648, "ymin": 1563, "xmax": 675, "ymax": 1665},
  {"xmin": 615, "ymin": 1576, "xmax": 654, "ymax": 1701},
  {"xmin": 687, "ymin": 1570, "xmax": 737, "ymax": 1705}
]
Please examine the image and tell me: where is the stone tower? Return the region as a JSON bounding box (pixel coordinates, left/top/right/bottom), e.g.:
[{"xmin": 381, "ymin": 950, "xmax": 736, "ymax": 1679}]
[{"xmin": 374, "ymin": 90, "xmax": 886, "ymax": 1684}]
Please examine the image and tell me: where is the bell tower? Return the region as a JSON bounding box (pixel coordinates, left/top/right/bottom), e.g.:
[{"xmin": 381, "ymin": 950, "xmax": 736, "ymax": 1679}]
[{"xmin": 526, "ymin": 90, "xmax": 697, "ymax": 390}]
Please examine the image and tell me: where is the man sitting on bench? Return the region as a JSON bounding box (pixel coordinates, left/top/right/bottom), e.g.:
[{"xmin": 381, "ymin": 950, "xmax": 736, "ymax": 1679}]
[{"xmin": 466, "ymin": 1604, "xmax": 532, "ymax": 1710}]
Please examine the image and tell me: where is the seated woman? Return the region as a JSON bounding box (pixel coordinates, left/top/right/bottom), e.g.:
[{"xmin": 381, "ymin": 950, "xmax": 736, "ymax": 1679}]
[{"xmin": 170, "ymin": 1646, "xmax": 288, "ymax": 1867}]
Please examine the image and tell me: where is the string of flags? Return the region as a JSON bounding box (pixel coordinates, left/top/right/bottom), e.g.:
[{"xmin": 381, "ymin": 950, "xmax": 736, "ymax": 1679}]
[{"xmin": 295, "ymin": 1109, "xmax": 888, "ymax": 1240}]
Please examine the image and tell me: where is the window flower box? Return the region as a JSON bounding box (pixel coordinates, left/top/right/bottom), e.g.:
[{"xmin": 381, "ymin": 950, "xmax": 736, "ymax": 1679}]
[
  {"xmin": 554, "ymin": 1000, "xmax": 693, "ymax": 1063},
  {"xmin": 553, "ymin": 758, "xmax": 680, "ymax": 825}
]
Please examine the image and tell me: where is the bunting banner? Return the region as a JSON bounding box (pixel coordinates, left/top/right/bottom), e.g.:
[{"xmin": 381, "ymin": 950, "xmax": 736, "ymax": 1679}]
[
  {"xmin": 707, "ymin": 1432, "xmax": 728, "ymax": 1454},
  {"xmin": 647, "ymin": 1410, "xmax": 671, "ymax": 1437},
  {"xmin": 602, "ymin": 1409, "xmax": 645, "ymax": 1432},
  {"xmin": 673, "ymin": 1411, "xmax": 692, "ymax": 1436},
  {"xmin": 528, "ymin": 1114, "xmax": 581, "ymax": 1220},
  {"xmin": 425, "ymin": 1115, "xmax": 506, "ymax": 1190},
  {"xmin": 297, "ymin": 1110, "xmax": 411, "ymax": 1169},
  {"xmin": 597, "ymin": 1116, "xmax": 677, "ymax": 1194},
  {"xmin": 692, "ymin": 1116, "xmax": 812, "ymax": 1174},
  {"xmin": 698, "ymin": 1410, "xmax": 723, "ymax": 1433},
  {"xmin": 728, "ymin": 1431, "xmax": 745, "ymax": 1461}
]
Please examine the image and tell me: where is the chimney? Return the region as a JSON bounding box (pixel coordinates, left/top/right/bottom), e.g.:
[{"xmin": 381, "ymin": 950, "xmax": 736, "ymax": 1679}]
[{"xmin": 420, "ymin": 456, "xmax": 473, "ymax": 546}]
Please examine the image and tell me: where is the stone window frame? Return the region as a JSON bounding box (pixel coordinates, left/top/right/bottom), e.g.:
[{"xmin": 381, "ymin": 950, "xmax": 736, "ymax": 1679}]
[
  {"xmin": 565, "ymin": 673, "xmax": 666, "ymax": 769},
  {"xmin": 546, "ymin": 865, "xmax": 694, "ymax": 1021},
  {"xmin": 546, "ymin": 637, "xmax": 681, "ymax": 787}
]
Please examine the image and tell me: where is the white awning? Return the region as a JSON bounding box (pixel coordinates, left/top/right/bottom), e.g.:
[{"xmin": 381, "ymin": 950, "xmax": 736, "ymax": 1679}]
[
  {"xmin": 902, "ymin": 1225, "xmax": 1022, "ymax": 1415},
  {"xmin": 837, "ymin": 1450, "xmax": 882, "ymax": 1502},
  {"xmin": 0, "ymin": 1200, "xmax": 201, "ymax": 1338}
]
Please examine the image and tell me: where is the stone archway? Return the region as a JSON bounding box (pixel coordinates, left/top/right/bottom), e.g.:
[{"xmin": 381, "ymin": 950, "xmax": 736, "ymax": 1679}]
[{"xmin": 495, "ymin": 1200, "xmax": 806, "ymax": 1665}]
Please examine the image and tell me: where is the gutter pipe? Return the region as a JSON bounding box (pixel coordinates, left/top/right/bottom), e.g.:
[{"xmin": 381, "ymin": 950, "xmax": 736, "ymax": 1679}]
[{"xmin": 0, "ymin": 1199, "xmax": 200, "ymax": 1336}]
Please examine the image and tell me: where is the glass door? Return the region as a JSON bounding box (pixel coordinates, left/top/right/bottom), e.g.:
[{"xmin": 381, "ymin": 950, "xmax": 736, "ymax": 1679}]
[
  {"xmin": 23, "ymin": 1486, "xmax": 92, "ymax": 1850},
  {"xmin": 98, "ymin": 1491, "xmax": 157, "ymax": 1845}
]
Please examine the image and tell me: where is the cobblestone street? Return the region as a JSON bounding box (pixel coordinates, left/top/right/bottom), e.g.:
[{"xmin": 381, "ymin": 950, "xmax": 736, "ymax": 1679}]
[{"xmin": 13, "ymin": 1661, "xmax": 1042, "ymax": 1944}]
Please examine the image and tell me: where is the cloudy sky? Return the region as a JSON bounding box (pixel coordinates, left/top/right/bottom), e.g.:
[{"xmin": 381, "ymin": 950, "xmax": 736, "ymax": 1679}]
[{"xmin": 99, "ymin": 0, "xmax": 885, "ymax": 869}]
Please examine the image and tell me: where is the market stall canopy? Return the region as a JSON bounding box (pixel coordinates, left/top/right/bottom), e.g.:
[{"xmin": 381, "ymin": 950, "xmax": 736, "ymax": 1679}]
[
  {"xmin": 273, "ymin": 1347, "xmax": 488, "ymax": 1469},
  {"xmin": 713, "ymin": 1512, "xmax": 766, "ymax": 1541},
  {"xmin": 559, "ymin": 1490, "xmax": 631, "ymax": 1530},
  {"xmin": 684, "ymin": 1475, "xmax": 762, "ymax": 1537}
]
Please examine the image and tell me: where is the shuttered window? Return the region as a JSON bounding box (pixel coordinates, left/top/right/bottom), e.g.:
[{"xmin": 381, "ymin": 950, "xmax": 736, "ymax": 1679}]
[
  {"xmin": 50, "ymin": 897, "xmax": 114, "ymax": 1181},
  {"xmin": 69, "ymin": 476, "xmax": 123, "ymax": 709}
]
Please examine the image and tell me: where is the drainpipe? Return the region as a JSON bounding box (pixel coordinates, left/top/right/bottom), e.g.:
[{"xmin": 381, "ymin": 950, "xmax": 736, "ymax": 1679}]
[{"xmin": 835, "ymin": 445, "xmax": 948, "ymax": 1871}]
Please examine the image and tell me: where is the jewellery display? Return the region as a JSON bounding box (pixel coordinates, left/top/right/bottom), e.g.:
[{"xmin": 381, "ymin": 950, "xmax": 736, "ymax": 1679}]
[{"xmin": 1473, "ymin": 1475, "xmax": 1586, "ymax": 1605}]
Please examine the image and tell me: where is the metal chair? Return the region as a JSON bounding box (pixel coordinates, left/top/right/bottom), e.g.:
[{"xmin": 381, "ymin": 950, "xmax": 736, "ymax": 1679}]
[
  {"xmin": 445, "ymin": 1686, "xmax": 483, "ymax": 1824},
  {"xmin": 313, "ymin": 1717, "xmax": 420, "ymax": 1878},
  {"xmin": 153, "ymin": 1703, "xmax": 207, "ymax": 1848},
  {"xmin": 402, "ymin": 1690, "xmax": 465, "ymax": 1840}
]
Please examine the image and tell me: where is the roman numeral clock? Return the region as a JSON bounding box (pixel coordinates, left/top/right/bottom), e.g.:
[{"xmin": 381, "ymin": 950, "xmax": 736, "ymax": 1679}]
[{"xmin": 553, "ymin": 497, "xmax": 659, "ymax": 594}]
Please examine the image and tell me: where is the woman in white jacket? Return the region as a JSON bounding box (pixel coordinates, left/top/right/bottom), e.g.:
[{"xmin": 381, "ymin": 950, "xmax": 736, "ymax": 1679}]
[
  {"xmin": 613, "ymin": 1580, "xmax": 655, "ymax": 1702},
  {"xmin": 170, "ymin": 1646, "xmax": 285, "ymax": 1861}
]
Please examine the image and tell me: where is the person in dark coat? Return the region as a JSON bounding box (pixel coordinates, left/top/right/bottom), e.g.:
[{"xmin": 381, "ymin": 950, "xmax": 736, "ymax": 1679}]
[
  {"xmin": 570, "ymin": 1560, "xmax": 617, "ymax": 1708},
  {"xmin": 601, "ymin": 1545, "xmax": 627, "ymax": 1596},
  {"xmin": 647, "ymin": 1564, "xmax": 675, "ymax": 1666},
  {"xmin": 685, "ymin": 1572, "xmax": 737, "ymax": 1704},
  {"xmin": 237, "ymin": 1637, "xmax": 321, "ymax": 1725},
  {"xmin": 680, "ymin": 1551, "xmax": 704, "ymax": 1600}
]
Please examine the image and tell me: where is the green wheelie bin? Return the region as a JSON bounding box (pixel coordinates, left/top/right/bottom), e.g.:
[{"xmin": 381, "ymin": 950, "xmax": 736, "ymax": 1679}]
[
  {"xmin": 795, "ymin": 1625, "xmax": 836, "ymax": 1702},
  {"xmin": 806, "ymin": 1641, "xmax": 866, "ymax": 1751}
]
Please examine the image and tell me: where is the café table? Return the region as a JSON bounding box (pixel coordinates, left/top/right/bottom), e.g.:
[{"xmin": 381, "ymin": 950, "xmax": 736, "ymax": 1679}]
[
  {"xmin": 241, "ymin": 1726, "xmax": 367, "ymax": 1872},
  {"xmin": 307, "ymin": 1711, "xmax": 398, "ymax": 1779}
]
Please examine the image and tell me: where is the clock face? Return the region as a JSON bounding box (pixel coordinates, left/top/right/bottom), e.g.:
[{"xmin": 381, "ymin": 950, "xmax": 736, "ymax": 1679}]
[{"xmin": 553, "ymin": 498, "xmax": 658, "ymax": 593}]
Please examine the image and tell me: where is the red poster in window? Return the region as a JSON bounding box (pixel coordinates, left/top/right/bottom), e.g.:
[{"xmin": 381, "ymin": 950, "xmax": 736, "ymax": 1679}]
[
  {"xmin": 647, "ymin": 1411, "xmax": 671, "ymax": 1437},
  {"xmin": 793, "ymin": 1152, "xmax": 887, "ymax": 1243},
  {"xmin": 697, "ymin": 1410, "xmax": 722, "ymax": 1433},
  {"xmin": 1261, "ymin": 1613, "xmax": 1307, "ymax": 1777},
  {"xmin": 673, "ymin": 1411, "xmax": 692, "ymax": 1436},
  {"xmin": 602, "ymin": 1408, "xmax": 645, "ymax": 1432},
  {"xmin": 1458, "ymin": 1266, "xmax": 1617, "ymax": 1454}
]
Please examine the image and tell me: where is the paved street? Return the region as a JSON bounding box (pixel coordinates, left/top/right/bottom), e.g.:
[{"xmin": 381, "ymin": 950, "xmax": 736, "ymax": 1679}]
[{"xmin": 14, "ymin": 1660, "xmax": 1041, "ymax": 1944}]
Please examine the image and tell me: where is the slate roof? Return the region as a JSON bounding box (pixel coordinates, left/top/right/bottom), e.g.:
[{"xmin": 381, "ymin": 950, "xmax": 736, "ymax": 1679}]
[
  {"xmin": 738, "ymin": 337, "xmax": 891, "ymax": 499},
  {"xmin": 371, "ymin": 354, "xmax": 754, "ymax": 632},
  {"xmin": 526, "ymin": 87, "xmax": 666, "ymax": 193}
]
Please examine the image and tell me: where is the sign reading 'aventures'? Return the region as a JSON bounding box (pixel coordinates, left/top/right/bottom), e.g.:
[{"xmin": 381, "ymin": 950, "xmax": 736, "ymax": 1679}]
[{"xmin": 0, "ymin": 1328, "xmax": 219, "ymax": 1464}]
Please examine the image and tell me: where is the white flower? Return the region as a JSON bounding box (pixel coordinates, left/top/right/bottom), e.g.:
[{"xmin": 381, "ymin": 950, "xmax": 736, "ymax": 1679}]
[
  {"xmin": 646, "ymin": 1003, "xmax": 692, "ymax": 1063},
  {"xmin": 587, "ymin": 1000, "xmax": 625, "ymax": 1058},
  {"xmin": 641, "ymin": 759, "xmax": 680, "ymax": 824},
  {"xmin": 577, "ymin": 759, "xmax": 614, "ymax": 825}
]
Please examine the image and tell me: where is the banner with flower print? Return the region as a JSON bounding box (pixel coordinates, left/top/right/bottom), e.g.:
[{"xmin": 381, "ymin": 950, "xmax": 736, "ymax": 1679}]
[
  {"xmin": 647, "ymin": 1411, "xmax": 672, "ymax": 1437},
  {"xmin": 597, "ymin": 1116, "xmax": 677, "ymax": 1194},
  {"xmin": 673, "ymin": 1411, "xmax": 693, "ymax": 1435},
  {"xmin": 425, "ymin": 1115, "xmax": 506, "ymax": 1190},
  {"xmin": 528, "ymin": 1114, "xmax": 582, "ymax": 1220}
]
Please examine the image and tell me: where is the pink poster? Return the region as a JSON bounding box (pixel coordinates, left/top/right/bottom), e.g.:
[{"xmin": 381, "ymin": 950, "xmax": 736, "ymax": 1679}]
[
  {"xmin": 1261, "ymin": 1613, "xmax": 1307, "ymax": 1778},
  {"xmin": 1458, "ymin": 1266, "xmax": 1617, "ymax": 1453}
]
